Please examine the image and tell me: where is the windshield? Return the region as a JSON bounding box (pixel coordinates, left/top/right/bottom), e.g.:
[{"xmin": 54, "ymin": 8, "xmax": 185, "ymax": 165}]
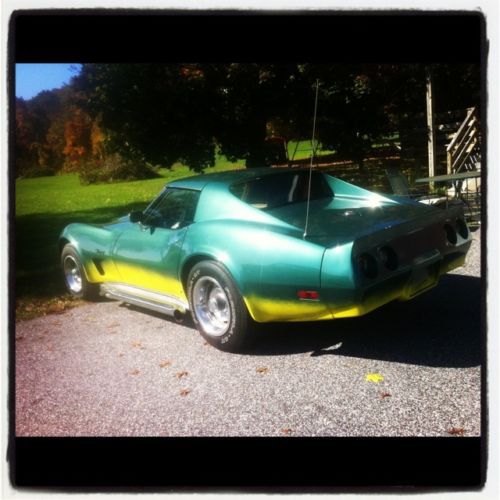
[{"xmin": 230, "ymin": 171, "xmax": 333, "ymax": 210}]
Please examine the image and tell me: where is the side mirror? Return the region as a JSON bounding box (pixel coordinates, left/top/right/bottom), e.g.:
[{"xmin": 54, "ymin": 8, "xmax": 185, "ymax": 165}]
[{"xmin": 129, "ymin": 210, "xmax": 144, "ymax": 223}]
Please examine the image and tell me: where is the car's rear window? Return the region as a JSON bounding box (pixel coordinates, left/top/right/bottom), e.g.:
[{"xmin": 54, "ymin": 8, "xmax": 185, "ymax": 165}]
[{"xmin": 230, "ymin": 171, "xmax": 333, "ymax": 210}]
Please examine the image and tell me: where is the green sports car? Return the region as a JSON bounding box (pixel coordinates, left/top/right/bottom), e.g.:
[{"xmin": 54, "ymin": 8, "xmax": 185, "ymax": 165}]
[{"xmin": 59, "ymin": 168, "xmax": 472, "ymax": 352}]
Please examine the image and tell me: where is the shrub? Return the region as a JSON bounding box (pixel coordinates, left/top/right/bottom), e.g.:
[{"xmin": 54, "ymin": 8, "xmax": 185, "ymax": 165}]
[
  {"xmin": 17, "ymin": 165, "xmax": 56, "ymax": 178},
  {"xmin": 79, "ymin": 153, "xmax": 160, "ymax": 185}
]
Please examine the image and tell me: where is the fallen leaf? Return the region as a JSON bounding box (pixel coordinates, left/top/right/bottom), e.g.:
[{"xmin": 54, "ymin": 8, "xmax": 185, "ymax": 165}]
[
  {"xmin": 132, "ymin": 341, "xmax": 145, "ymax": 349},
  {"xmin": 129, "ymin": 369, "xmax": 140, "ymax": 376},
  {"xmin": 281, "ymin": 428, "xmax": 292, "ymax": 435},
  {"xmin": 180, "ymin": 389, "xmax": 190, "ymax": 396},
  {"xmin": 159, "ymin": 360, "xmax": 172, "ymax": 368},
  {"xmin": 365, "ymin": 373, "xmax": 384, "ymax": 383},
  {"xmin": 47, "ymin": 302, "xmax": 65, "ymax": 314},
  {"xmin": 447, "ymin": 427, "xmax": 466, "ymax": 436},
  {"xmin": 176, "ymin": 371, "xmax": 188, "ymax": 378},
  {"xmin": 256, "ymin": 367, "xmax": 269, "ymax": 374},
  {"xmin": 380, "ymin": 392, "xmax": 392, "ymax": 399}
]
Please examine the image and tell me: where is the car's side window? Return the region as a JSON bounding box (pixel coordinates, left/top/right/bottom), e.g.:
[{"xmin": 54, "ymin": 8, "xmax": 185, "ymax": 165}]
[{"xmin": 143, "ymin": 188, "xmax": 200, "ymax": 229}]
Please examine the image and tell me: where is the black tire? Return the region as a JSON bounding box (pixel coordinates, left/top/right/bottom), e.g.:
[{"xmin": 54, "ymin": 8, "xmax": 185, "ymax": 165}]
[
  {"xmin": 61, "ymin": 244, "xmax": 100, "ymax": 300},
  {"xmin": 187, "ymin": 261, "xmax": 253, "ymax": 352}
]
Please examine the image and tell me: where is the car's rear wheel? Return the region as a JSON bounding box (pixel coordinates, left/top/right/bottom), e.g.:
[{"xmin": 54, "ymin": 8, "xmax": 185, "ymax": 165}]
[
  {"xmin": 61, "ymin": 244, "xmax": 99, "ymax": 300},
  {"xmin": 187, "ymin": 261, "xmax": 253, "ymax": 352}
]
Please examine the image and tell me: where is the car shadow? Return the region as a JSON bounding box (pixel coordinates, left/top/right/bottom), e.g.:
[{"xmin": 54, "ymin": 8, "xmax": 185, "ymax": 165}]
[
  {"xmin": 246, "ymin": 274, "xmax": 483, "ymax": 368},
  {"xmin": 115, "ymin": 274, "xmax": 482, "ymax": 369}
]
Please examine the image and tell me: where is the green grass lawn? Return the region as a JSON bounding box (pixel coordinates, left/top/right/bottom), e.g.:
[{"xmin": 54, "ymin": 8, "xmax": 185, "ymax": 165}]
[
  {"xmin": 15, "ymin": 160, "xmax": 244, "ymax": 318},
  {"xmin": 16, "ymin": 162, "xmax": 244, "ymax": 217},
  {"xmin": 287, "ymin": 140, "xmax": 334, "ymax": 161}
]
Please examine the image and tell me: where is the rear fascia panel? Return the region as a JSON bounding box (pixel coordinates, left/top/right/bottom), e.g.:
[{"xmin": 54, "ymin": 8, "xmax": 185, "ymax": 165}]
[{"xmin": 321, "ymin": 206, "xmax": 472, "ymax": 318}]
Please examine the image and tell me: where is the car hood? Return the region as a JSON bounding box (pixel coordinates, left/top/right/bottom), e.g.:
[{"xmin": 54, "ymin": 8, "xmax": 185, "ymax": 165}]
[{"xmin": 266, "ymin": 196, "xmax": 438, "ymax": 246}]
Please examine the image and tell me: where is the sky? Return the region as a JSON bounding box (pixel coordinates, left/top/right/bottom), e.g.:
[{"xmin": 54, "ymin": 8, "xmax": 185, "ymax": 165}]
[{"xmin": 15, "ymin": 63, "xmax": 82, "ymax": 100}]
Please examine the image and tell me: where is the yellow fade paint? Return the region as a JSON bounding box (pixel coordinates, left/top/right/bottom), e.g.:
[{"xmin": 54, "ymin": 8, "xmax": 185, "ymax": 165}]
[
  {"xmin": 86, "ymin": 254, "xmax": 466, "ymax": 323},
  {"xmin": 244, "ymin": 295, "xmax": 333, "ymax": 322},
  {"xmin": 86, "ymin": 257, "xmax": 120, "ymax": 283},
  {"xmin": 330, "ymin": 288, "xmax": 401, "ymax": 319},
  {"xmin": 87, "ymin": 259, "xmax": 187, "ymax": 302},
  {"xmin": 117, "ymin": 261, "xmax": 187, "ymax": 300},
  {"xmin": 440, "ymin": 254, "xmax": 466, "ymax": 275},
  {"xmin": 244, "ymin": 293, "xmax": 397, "ymax": 323}
]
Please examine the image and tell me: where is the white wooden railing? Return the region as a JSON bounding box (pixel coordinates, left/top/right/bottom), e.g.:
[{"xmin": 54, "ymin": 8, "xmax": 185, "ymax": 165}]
[{"xmin": 446, "ymin": 107, "xmax": 480, "ymax": 174}]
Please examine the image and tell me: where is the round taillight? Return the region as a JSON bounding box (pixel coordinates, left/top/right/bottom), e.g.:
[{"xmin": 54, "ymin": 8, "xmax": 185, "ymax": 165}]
[
  {"xmin": 379, "ymin": 246, "xmax": 398, "ymax": 271},
  {"xmin": 444, "ymin": 223, "xmax": 457, "ymax": 245},
  {"xmin": 456, "ymin": 218, "xmax": 469, "ymax": 239},
  {"xmin": 359, "ymin": 253, "xmax": 378, "ymax": 279}
]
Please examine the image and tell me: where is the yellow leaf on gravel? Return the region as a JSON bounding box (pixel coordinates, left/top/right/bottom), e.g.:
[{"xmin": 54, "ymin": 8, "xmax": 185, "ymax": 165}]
[{"xmin": 365, "ymin": 373, "xmax": 384, "ymax": 383}]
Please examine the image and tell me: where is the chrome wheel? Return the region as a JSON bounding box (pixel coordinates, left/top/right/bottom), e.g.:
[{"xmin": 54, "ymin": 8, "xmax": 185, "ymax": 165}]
[
  {"xmin": 188, "ymin": 261, "xmax": 252, "ymax": 352},
  {"xmin": 63, "ymin": 255, "xmax": 83, "ymax": 293},
  {"xmin": 193, "ymin": 276, "xmax": 231, "ymax": 337}
]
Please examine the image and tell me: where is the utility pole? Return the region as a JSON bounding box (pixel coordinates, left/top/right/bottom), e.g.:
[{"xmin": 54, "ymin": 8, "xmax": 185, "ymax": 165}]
[{"xmin": 426, "ymin": 70, "xmax": 436, "ymax": 191}]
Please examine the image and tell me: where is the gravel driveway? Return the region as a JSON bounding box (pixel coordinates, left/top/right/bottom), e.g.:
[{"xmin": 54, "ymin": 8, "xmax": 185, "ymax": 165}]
[{"xmin": 15, "ymin": 230, "xmax": 482, "ymax": 437}]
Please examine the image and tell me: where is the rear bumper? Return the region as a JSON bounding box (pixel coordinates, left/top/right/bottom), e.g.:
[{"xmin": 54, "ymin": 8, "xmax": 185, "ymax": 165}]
[{"xmin": 329, "ymin": 251, "xmax": 466, "ymax": 319}]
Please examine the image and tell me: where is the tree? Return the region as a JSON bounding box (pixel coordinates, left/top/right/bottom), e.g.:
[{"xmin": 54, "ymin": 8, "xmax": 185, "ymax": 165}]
[
  {"xmin": 15, "ymin": 98, "xmax": 39, "ymax": 176},
  {"xmin": 70, "ymin": 63, "xmax": 481, "ymax": 174},
  {"xmin": 14, "ymin": 84, "xmax": 109, "ymax": 177},
  {"xmin": 62, "ymin": 107, "xmax": 92, "ymax": 169},
  {"xmin": 74, "ymin": 64, "xmax": 220, "ymax": 171}
]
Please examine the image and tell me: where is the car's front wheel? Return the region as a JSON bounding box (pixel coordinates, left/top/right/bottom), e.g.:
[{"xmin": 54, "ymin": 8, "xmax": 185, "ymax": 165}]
[
  {"xmin": 61, "ymin": 244, "xmax": 99, "ymax": 300},
  {"xmin": 187, "ymin": 261, "xmax": 253, "ymax": 352}
]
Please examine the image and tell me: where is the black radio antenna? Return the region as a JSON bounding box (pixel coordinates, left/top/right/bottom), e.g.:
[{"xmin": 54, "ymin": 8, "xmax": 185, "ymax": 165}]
[{"xmin": 303, "ymin": 79, "xmax": 320, "ymax": 239}]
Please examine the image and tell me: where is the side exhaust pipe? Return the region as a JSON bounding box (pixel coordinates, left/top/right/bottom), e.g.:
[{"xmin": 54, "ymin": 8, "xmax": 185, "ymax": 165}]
[
  {"xmin": 173, "ymin": 309, "xmax": 185, "ymax": 323},
  {"xmin": 100, "ymin": 284, "xmax": 189, "ymax": 321}
]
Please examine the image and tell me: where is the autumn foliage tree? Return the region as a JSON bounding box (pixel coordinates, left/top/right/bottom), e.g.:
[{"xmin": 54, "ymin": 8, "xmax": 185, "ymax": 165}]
[
  {"xmin": 62, "ymin": 107, "xmax": 92, "ymax": 169},
  {"xmin": 15, "ymin": 84, "xmax": 111, "ymax": 180}
]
